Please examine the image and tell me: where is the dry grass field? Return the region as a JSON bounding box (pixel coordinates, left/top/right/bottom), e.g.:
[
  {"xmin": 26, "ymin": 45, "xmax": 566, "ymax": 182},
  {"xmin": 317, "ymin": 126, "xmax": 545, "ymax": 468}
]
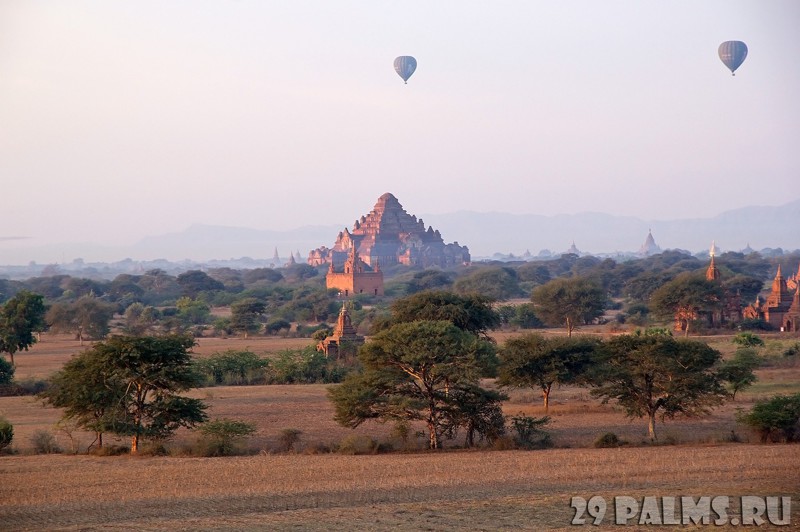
[{"xmin": 1, "ymin": 332, "xmax": 799, "ymax": 530}]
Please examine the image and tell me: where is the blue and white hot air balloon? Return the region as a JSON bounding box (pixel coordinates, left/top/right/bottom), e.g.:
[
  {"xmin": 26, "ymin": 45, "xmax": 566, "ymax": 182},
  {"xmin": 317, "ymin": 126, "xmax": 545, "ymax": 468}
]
[
  {"xmin": 718, "ymin": 41, "xmax": 748, "ymax": 76},
  {"xmin": 394, "ymin": 56, "xmax": 417, "ymax": 84}
]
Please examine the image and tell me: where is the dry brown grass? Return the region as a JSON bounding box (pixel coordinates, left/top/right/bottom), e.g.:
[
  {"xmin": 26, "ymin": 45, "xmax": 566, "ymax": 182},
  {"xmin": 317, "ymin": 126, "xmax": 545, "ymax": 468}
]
[
  {"xmin": 1, "ymin": 445, "xmax": 798, "ymax": 530},
  {"xmin": 2, "ymin": 331, "xmax": 800, "ymax": 529}
]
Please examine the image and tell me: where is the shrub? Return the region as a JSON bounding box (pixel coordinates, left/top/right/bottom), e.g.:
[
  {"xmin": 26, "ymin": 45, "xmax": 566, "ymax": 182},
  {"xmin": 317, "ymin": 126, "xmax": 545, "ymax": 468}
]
[
  {"xmin": 732, "ymin": 332, "xmax": 765, "ymax": 348},
  {"xmin": 784, "ymin": 342, "xmax": 800, "ymax": 357},
  {"xmin": 196, "ymin": 418, "xmax": 257, "ymax": 457},
  {"xmin": 195, "ymin": 350, "xmax": 269, "ymax": 386},
  {"xmin": 89, "ymin": 444, "xmax": 130, "ymax": 456},
  {"xmin": 737, "ymin": 393, "xmax": 800, "ymax": 443},
  {"xmin": 0, "ymin": 357, "xmax": 14, "ymax": 386},
  {"xmin": 509, "ymin": 414, "xmax": 552, "ymax": 449},
  {"xmin": 278, "ymin": 428, "xmax": 302, "ymax": 452},
  {"xmin": 337, "ymin": 434, "xmax": 379, "ymax": 455},
  {"xmin": 594, "ymin": 432, "xmax": 625, "ymax": 448},
  {"xmin": 0, "ymin": 417, "xmax": 13, "ymax": 452},
  {"xmin": 31, "ymin": 430, "xmax": 62, "ymax": 454}
]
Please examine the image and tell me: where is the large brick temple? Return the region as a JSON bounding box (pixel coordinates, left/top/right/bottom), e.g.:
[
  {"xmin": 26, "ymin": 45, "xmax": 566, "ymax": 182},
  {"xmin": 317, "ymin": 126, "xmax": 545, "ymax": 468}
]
[
  {"xmin": 308, "ymin": 193, "xmax": 470, "ymax": 296},
  {"xmin": 308, "ymin": 193, "xmax": 470, "ymax": 270}
]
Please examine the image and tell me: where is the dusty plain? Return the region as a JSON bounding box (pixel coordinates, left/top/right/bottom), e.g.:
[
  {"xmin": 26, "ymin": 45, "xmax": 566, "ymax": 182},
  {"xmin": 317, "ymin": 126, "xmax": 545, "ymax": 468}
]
[{"xmin": 1, "ymin": 332, "xmax": 799, "ymax": 530}]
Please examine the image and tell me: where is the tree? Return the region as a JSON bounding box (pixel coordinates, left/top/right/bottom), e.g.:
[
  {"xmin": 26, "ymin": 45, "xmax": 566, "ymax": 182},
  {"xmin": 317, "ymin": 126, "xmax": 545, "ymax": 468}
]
[
  {"xmin": 123, "ymin": 303, "xmax": 159, "ymax": 335},
  {"xmin": 718, "ymin": 348, "xmax": 761, "ymax": 400},
  {"xmin": 649, "ymin": 273, "xmax": 723, "ymax": 336},
  {"xmin": 589, "ymin": 333, "xmax": 727, "ymax": 441},
  {"xmin": 0, "ymin": 290, "xmax": 47, "ymax": 365},
  {"xmin": 45, "ymin": 296, "xmax": 116, "ymax": 345},
  {"xmin": 176, "ymin": 270, "xmax": 224, "ymax": 298},
  {"xmin": 230, "ymin": 298, "xmax": 266, "ymax": 338},
  {"xmin": 0, "ymin": 356, "xmax": 14, "ymax": 386},
  {"xmin": 531, "ymin": 277, "xmax": 606, "ymax": 337},
  {"xmin": 442, "ymin": 383, "xmax": 507, "ymax": 447},
  {"xmin": 39, "ymin": 349, "xmax": 126, "ymax": 449},
  {"xmin": 374, "ymin": 291, "xmax": 501, "ymax": 340},
  {"xmin": 498, "ymin": 333, "xmax": 599, "ymax": 412},
  {"xmin": 41, "ymin": 335, "xmax": 207, "ymax": 453},
  {"xmin": 737, "ymin": 393, "xmax": 800, "ymax": 443},
  {"xmin": 453, "ymin": 267, "xmax": 521, "ymax": 301},
  {"xmin": 329, "ymin": 320, "xmax": 496, "ymax": 449},
  {"xmin": 406, "ymin": 270, "xmax": 454, "ymax": 294}
]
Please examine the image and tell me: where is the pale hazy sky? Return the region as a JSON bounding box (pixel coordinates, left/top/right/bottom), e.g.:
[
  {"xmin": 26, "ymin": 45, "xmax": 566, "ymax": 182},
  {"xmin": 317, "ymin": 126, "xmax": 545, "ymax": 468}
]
[{"xmin": 1, "ymin": 1, "xmax": 799, "ymax": 255}]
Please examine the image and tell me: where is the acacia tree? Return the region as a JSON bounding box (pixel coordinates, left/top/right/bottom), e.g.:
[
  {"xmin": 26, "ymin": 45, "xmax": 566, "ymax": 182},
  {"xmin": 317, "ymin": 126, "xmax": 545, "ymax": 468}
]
[
  {"xmin": 39, "ymin": 351, "xmax": 125, "ymax": 449},
  {"xmin": 589, "ymin": 333, "xmax": 727, "ymax": 441},
  {"xmin": 0, "ymin": 290, "xmax": 47, "ymax": 365},
  {"xmin": 373, "ymin": 291, "xmax": 501, "ymax": 340},
  {"xmin": 718, "ymin": 348, "xmax": 761, "ymax": 400},
  {"xmin": 531, "ymin": 277, "xmax": 606, "ymax": 337},
  {"xmin": 650, "ymin": 273, "xmax": 723, "ymax": 336},
  {"xmin": 498, "ymin": 333, "xmax": 599, "ymax": 412},
  {"xmin": 41, "ymin": 335, "xmax": 207, "ymax": 453},
  {"xmin": 45, "ymin": 296, "xmax": 116, "ymax": 345},
  {"xmin": 329, "ymin": 320, "xmax": 497, "ymax": 449},
  {"xmin": 230, "ymin": 298, "xmax": 267, "ymax": 338}
]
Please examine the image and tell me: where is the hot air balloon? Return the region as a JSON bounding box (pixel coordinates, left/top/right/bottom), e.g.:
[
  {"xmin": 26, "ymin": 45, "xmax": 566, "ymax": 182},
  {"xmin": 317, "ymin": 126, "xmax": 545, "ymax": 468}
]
[
  {"xmin": 394, "ymin": 56, "xmax": 417, "ymax": 84},
  {"xmin": 718, "ymin": 41, "xmax": 748, "ymax": 76}
]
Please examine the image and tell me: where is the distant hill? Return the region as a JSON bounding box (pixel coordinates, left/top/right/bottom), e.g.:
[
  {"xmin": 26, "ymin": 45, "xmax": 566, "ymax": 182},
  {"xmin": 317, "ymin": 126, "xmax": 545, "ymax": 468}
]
[
  {"xmin": 1, "ymin": 200, "xmax": 798, "ymax": 266},
  {"xmin": 422, "ymin": 199, "xmax": 800, "ymax": 257}
]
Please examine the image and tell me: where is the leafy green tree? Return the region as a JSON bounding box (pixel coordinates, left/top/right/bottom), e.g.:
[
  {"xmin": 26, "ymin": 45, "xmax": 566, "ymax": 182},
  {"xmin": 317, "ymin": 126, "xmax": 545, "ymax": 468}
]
[
  {"xmin": 176, "ymin": 270, "xmax": 224, "ymax": 298},
  {"xmin": 406, "ymin": 270, "xmax": 454, "ymax": 294},
  {"xmin": 649, "ymin": 273, "xmax": 723, "ymax": 336},
  {"xmin": 45, "ymin": 296, "xmax": 116, "ymax": 345},
  {"xmin": 510, "ymin": 303, "xmax": 543, "ymax": 329},
  {"xmin": 453, "ymin": 267, "xmax": 521, "ymax": 301},
  {"xmin": 589, "ymin": 334, "xmax": 727, "ymax": 441},
  {"xmin": 531, "ymin": 277, "xmax": 606, "ymax": 337},
  {"xmin": 242, "ymin": 268, "xmax": 284, "ymax": 285},
  {"xmin": 42, "ymin": 335, "xmax": 207, "ymax": 454},
  {"xmin": 329, "ymin": 320, "xmax": 496, "ymax": 449},
  {"xmin": 123, "ymin": 302, "xmax": 159, "ymax": 335},
  {"xmin": 718, "ymin": 348, "xmax": 761, "ymax": 400},
  {"xmin": 0, "ymin": 290, "xmax": 47, "ymax": 365},
  {"xmin": 737, "ymin": 393, "xmax": 800, "ymax": 443},
  {"xmin": 498, "ymin": 333, "xmax": 599, "ymax": 412},
  {"xmin": 175, "ymin": 297, "xmax": 212, "ymax": 326},
  {"xmin": 230, "ymin": 298, "xmax": 266, "ymax": 338},
  {"xmin": 442, "ymin": 383, "xmax": 507, "ymax": 447},
  {"xmin": 374, "ymin": 290, "xmax": 501, "ymax": 340}
]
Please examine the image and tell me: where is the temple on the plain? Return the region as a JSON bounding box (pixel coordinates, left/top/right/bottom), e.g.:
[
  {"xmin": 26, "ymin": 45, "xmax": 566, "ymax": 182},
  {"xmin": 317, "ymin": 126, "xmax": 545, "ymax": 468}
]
[{"xmin": 308, "ymin": 193, "xmax": 470, "ymax": 296}]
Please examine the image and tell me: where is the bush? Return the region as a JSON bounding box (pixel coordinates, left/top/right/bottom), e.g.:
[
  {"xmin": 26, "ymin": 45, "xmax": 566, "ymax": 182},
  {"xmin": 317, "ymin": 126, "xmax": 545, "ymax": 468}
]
[
  {"xmin": 196, "ymin": 418, "xmax": 257, "ymax": 457},
  {"xmin": 0, "ymin": 357, "xmax": 14, "ymax": 386},
  {"xmin": 89, "ymin": 444, "xmax": 130, "ymax": 456},
  {"xmin": 0, "ymin": 417, "xmax": 13, "ymax": 452},
  {"xmin": 509, "ymin": 414, "xmax": 552, "ymax": 449},
  {"xmin": 337, "ymin": 434, "xmax": 379, "ymax": 455},
  {"xmin": 784, "ymin": 342, "xmax": 800, "ymax": 357},
  {"xmin": 278, "ymin": 428, "xmax": 302, "ymax": 452},
  {"xmin": 737, "ymin": 393, "xmax": 800, "ymax": 443},
  {"xmin": 266, "ymin": 348, "xmax": 352, "ymax": 384},
  {"xmin": 195, "ymin": 350, "xmax": 269, "ymax": 386},
  {"xmin": 737, "ymin": 318, "xmax": 773, "ymax": 331},
  {"xmin": 31, "ymin": 430, "xmax": 62, "ymax": 454},
  {"xmin": 594, "ymin": 432, "xmax": 625, "ymax": 448}
]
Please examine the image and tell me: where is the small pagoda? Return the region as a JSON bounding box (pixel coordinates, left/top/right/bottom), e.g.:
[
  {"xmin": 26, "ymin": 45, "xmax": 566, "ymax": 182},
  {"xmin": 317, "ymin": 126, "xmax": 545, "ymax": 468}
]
[{"xmin": 316, "ymin": 303, "xmax": 365, "ymax": 359}]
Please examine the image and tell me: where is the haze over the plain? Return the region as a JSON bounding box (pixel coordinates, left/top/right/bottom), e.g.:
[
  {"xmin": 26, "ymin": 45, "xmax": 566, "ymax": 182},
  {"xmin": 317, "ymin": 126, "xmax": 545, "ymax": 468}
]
[{"xmin": 1, "ymin": 1, "xmax": 798, "ymax": 262}]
